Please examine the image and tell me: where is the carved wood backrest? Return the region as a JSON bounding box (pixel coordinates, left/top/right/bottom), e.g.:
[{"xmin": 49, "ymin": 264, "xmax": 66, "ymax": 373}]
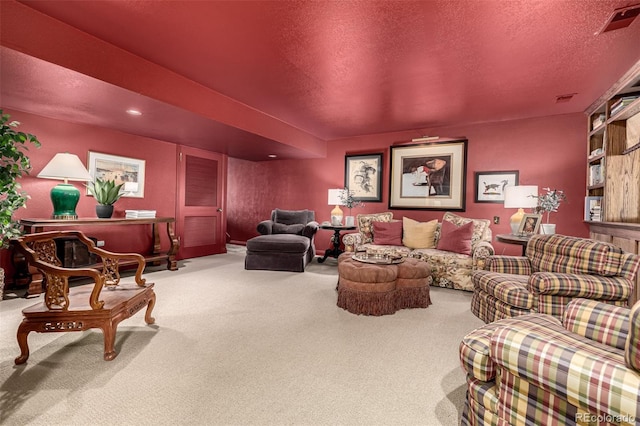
[{"xmin": 13, "ymin": 230, "xmax": 148, "ymax": 311}]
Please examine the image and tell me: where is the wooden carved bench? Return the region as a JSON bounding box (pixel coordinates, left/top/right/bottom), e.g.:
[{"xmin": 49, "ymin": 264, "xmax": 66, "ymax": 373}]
[{"xmin": 11, "ymin": 230, "xmax": 156, "ymax": 364}]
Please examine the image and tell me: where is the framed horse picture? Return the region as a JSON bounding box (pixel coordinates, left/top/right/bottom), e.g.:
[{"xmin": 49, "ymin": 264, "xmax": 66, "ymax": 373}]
[{"xmin": 474, "ymin": 171, "xmax": 519, "ymax": 203}]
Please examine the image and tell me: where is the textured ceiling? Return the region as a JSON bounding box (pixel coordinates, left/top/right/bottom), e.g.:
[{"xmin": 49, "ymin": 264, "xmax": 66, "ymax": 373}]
[{"xmin": 1, "ymin": 0, "xmax": 640, "ymax": 160}]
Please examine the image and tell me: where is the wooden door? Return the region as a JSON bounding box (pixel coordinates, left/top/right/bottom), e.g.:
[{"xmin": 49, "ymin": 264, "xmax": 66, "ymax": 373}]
[{"xmin": 176, "ymin": 146, "xmax": 227, "ymax": 258}]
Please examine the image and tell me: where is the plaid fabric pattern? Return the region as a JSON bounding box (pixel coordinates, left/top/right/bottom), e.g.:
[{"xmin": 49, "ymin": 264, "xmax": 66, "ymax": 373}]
[
  {"xmin": 530, "ymin": 272, "xmax": 632, "ymax": 300},
  {"xmin": 485, "ymin": 255, "xmax": 532, "ymax": 275},
  {"xmin": 625, "ymin": 300, "xmax": 640, "ymax": 373},
  {"xmin": 471, "ymin": 290, "xmax": 532, "ymax": 323},
  {"xmin": 491, "ymin": 316, "xmax": 638, "ymax": 425},
  {"xmin": 619, "ymin": 252, "xmax": 640, "ymax": 282},
  {"xmin": 527, "ymin": 234, "xmax": 628, "ymax": 277},
  {"xmin": 564, "ymin": 299, "xmax": 630, "ymax": 350},
  {"xmin": 461, "ymin": 306, "xmax": 640, "ymax": 426},
  {"xmin": 473, "ymin": 270, "xmax": 533, "ymax": 309},
  {"xmin": 462, "ymin": 378, "xmax": 500, "ymax": 426}
]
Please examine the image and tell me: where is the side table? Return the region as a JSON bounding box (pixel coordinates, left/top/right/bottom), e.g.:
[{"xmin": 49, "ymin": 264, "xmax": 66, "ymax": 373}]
[
  {"xmin": 317, "ymin": 225, "xmax": 356, "ymax": 263},
  {"xmin": 495, "ymin": 234, "xmax": 531, "ymax": 256}
]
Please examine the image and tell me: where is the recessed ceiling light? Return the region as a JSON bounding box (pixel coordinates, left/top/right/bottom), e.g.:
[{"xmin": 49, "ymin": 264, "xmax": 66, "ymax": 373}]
[
  {"xmin": 126, "ymin": 109, "xmax": 142, "ymax": 116},
  {"xmin": 268, "ymin": 154, "xmax": 277, "ymax": 158}
]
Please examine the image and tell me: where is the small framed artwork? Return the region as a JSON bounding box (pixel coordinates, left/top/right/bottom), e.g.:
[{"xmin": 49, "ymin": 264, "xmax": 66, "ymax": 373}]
[
  {"xmin": 474, "ymin": 171, "xmax": 519, "ymax": 203},
  {"xmin": 87, "ymin": 151, "xmax": 145, "ymax": 198},
  {"xmin": 517, "ymin": 214, "xmax": 542, "ymax": 236},
  {"xmin": 389, "ymin": 139, "xmax": 467, "ymax": 210},
  {"xmin": 344, "ymin": 153, "xmax": 383, "ymax": 201}
]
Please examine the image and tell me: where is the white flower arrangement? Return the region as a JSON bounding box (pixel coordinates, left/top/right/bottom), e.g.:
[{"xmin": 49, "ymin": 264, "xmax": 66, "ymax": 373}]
[
  {"xmin": 339, "ymin": 187, "xmax": 364, "ymax": 213},
  {"xmin": 534, "ymin": 187, "xmax": 567, "ymax": 223}
]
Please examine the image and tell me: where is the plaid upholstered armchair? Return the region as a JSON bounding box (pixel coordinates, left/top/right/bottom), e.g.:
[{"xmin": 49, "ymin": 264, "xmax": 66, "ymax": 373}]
[
  {"xmin": 460, "ymin": 298, "xmax": 640, "ymax": 425},
  {"xmin": 471, "ymin": 234, "xmax": 640, "ymax": 323}
]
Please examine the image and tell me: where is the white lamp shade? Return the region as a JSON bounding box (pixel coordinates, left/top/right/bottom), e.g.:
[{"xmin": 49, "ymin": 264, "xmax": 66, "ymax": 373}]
[
  {"xmin": 504, "ymin": 185, "xmax": 538, "ymax": 208},
  {"xmin": 328, "ymin": 188, "xmax": 344, "ymax": 205},
  {"xmin": 37, "ymin": 153, "xmax": 92, "ymax": 182}
]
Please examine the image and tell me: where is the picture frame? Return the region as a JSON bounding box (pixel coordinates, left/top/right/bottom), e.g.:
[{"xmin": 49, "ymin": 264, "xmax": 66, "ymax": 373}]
[
  {"xmin": 389, "ymin": 139, "xmax": 467, "ymax": 210},
  {"xmin": 474, "ymin": 170, "xmax": 519, "ymax": 203},
  {"xmin": 517, "ymin": 213, "xmax": 542, "ymax": 236},
  {"xmin": 87, "ymin": 151, "xmax": 145, "ymax": 198},
  {"xmin": 344, "ymin": 153, "xmax": 383, "ymax": 201}
]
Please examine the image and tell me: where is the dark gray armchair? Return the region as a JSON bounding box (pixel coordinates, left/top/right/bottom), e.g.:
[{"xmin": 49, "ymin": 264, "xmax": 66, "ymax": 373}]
[{"xmin": 245, "ymin": 209, "xmax": 319, "ymax": 272}]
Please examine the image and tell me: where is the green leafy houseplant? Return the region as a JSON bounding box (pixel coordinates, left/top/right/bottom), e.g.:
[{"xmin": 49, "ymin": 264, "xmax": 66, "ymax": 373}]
[
  {"xmin": 86, "ymin": 178, "xmax": 125, "ymax": 205},
  {"xmin": 0, "ymin": 110, "xmax": 41, "ymax": 249}
]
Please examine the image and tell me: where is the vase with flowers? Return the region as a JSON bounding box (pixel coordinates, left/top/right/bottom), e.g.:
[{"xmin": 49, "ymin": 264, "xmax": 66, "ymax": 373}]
[
  {"xmin": 533, "ymin": 187, "xmax": 567, "ymax": 234},
  {"xmin": 339, "ymin": 187, "xmax": 364, "ymax": 227}
]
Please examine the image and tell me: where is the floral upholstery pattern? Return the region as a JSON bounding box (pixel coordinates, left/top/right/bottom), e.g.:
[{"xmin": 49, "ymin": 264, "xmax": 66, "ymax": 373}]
[
  {"xmin": 355, "ymin": 212, "xmax": 394, "ymax": 244},
  {"xmin": 460, "ymin": 298, "xmax": 640, "ymax": 426},
  {"xmin": 342, "ymin": 212, "xmax": 495, "ymax": 291}
]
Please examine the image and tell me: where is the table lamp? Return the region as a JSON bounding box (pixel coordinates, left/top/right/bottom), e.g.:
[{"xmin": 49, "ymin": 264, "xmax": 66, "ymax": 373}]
[
  {"xmin": 37, "ymin": 152, "xmax": 93, "ymax": 219},
  {"xmin": 328, "ymin": 188, "xmax": 344, "ymax": 226},
  {"xmin": 504, "ymin": 185, "xmax": 538, "ymax": 234}
]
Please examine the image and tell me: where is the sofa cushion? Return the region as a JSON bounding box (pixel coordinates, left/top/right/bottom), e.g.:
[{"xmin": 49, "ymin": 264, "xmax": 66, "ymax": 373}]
[
  {"xmin": 472, "ymin": 270, "xmax": 533, "ymax": 309},
  {"xmin": 246, "ymin": 234, "xmax": 310, "ymax": 254},
  {"xmin": 272, "ymin": 223, "xmax": 305, "ymax": 235},
  {"xmin": 373, "ymin": 220, "xmax": 403, "ymax": 246},
  {"xmin": 356, "ymin": 212, "xmax": 393, "ymax": 244},
  {"xmin": 274, "ymin": 209, "xmax": 312, "ymax": 225},
  {"xmin": 625, "ymin": 299, "xmax": 640, "ymax": 373},
  {"xmin": 402, "ymin": 217, "xmax": 438, "ymax": 249},
  {"xmin": 437, "ymin": 220, "xmax": 474, "ymax": 255},
  {"xmin": 441, "ymin": 212, "xmax": 490, "ymax": 247}
]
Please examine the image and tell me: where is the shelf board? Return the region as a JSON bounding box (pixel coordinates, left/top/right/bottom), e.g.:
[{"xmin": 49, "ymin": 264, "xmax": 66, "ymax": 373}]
[
  {"xmin": 588, "ymin": 183, "xmax": 605, "ymax": 190},
  {"xmin": 608, "ymin": 97, "xmax": 640, "ymax": 122},
  {"xmin": 588, "ymin": 123, "xmax": 606, "ymax": 136},
  {"xmin": 587, "ymin": 153, "xmax": 605, "ymax": 163}
]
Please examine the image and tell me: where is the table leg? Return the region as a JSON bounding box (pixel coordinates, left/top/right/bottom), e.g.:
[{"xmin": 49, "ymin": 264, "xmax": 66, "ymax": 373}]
[{"xmin": 318, "ymin": 230, "xmax": 344, "ymax": 263}]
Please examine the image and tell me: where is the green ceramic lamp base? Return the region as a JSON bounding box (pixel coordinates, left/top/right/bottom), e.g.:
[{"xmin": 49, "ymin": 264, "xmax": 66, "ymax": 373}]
[{"xmin": 50, "ymin": 183, "xmax": 80, "ymax": 219}]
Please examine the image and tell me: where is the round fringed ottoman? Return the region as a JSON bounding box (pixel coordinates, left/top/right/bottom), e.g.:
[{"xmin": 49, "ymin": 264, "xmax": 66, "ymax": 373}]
[
  {"xmin": 337, "ymin": 254, "xmax": 398, "ymax": 316},
  {"xmin": 395, "ymin": 257, "xmax": 431, "ymax": 310}
]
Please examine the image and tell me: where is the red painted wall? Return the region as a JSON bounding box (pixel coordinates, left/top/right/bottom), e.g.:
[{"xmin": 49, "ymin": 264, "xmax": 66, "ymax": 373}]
[
  {"xmin": 0, "ymin": 109, "xmax": 178, "ymax": 275},
  {"xmin": 227, "ymin": 113, "xmax": 588, "ymax": 256}
]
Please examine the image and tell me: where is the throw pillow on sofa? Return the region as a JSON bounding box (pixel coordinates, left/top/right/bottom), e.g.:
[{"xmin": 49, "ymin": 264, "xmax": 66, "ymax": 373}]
[
  {"xmin": 402, "ymin": 217, "xmax": 438, "ymax": 249},
  {"xmin": 372, "ymin": 220, "xmax": 403, "ymax": 246},
  {"xmin": 436, "ymin": 220, "xmax": 474, "ymax": 255},
  {"xmin": 356, "ymin": 212, "xmax": 394, "ymax": 244},
  {"xmin": 441, "ymin": 212, "xmax": 490, "ymax": 245}
]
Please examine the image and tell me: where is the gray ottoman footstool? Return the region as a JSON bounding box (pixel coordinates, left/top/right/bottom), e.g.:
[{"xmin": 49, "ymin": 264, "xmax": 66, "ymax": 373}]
[{"xmin": 245, "ymin": 234, "xmax": 312, "ymax": 272}]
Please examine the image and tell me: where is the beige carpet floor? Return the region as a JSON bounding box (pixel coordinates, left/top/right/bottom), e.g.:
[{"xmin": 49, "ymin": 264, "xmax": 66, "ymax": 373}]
[{"xmin": 0, "ymin": 246, "xmax": 484, "ymax": 425}]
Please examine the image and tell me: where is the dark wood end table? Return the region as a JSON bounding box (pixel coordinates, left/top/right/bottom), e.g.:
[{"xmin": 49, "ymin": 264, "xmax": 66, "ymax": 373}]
[
  {"xmin": 317, "ymin": 225, "xmax": 357, "ymax": 263},
  {"xmin": 495, "ymin": 233, "xmax": 531, "ymax": 256}
]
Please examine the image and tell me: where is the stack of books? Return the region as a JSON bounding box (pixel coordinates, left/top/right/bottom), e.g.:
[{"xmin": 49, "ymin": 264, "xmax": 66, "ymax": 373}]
[
  {"xmin": 125, "ymin": 210, "xmax": 157, "ymax": 218},
  {"xmin": 610, "ymin": 95, "xmax": 638, "ymax": 117},
  {"xmin": 591, "ymin": 114, "xmax": 605, "ymax": 130}
]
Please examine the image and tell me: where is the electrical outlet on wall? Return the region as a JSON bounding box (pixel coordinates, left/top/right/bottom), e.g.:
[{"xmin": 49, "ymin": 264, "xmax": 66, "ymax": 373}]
[
  {"xmin": 493, "ymin": 216, "xmax": 500, "ymax": 224},
  {"xmin": 97, "ymin": 240, "xmax": 105, "ymax": 247}
]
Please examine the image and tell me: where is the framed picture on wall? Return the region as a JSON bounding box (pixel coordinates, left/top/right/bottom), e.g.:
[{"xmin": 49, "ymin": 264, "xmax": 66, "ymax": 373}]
[
  {"xmin": 87, "ymin": 151, "xmax": 145, "ymax": 198},
  {"xmin": 388, "ymin": 139, "xmax": 467, "ymax": 210},
  {"xmin": 344, "ymin": 153, "xmax": 383, "ymax": 201},
  {"xmin": 474, "ymin": 170, "xmax": 519, "ymax": 203}
]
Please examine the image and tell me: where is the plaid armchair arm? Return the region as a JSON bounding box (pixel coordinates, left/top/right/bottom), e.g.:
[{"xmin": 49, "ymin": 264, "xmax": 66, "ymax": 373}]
[
  {"xmin": 484, "ymin": 255, "xmax": 532, "ymax": 275},
  {"xmin": 528, "ymin": 272, "xmax": 633, "ymax": 301},
  {"xmin": 491, "ymin": 322, "xmax": 640, "ymax": 425},
  {"xmin": 563, "ymin": 298, "xmax": 629, "ymax": 350},
  {"xmin": 342, "ymin": 232, "xmax": 362, "ymax": 252},
  {"xmin": 472, "ymin": 241, "xmax": 495, "ymax": 270}
]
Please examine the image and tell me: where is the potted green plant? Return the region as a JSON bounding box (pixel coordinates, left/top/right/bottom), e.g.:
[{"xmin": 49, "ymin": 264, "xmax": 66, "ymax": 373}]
[
  {"xmin": 0, "ymin": 110, "xmax": 41, "ymax": 296},
  {"xmin": 534, "ymin": 187, "xmax": 567, "ymax": 234},
  {"xmin": 339, "ymin": 187, "xmax": 365, "ymax": 227},
  {"xmin": 86, "ymin": 178, "xmax": 125, "ymax": 218}
]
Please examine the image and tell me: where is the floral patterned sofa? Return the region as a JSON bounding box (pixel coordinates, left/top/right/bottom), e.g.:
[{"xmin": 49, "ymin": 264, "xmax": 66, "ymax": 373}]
[{"xmin": 342, "ymin": 212, "xmax": 494, "ymax": 291}]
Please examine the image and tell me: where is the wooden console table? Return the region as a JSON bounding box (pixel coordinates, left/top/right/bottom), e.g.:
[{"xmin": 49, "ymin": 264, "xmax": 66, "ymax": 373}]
[{"xmin": 13, "ymin": 217, "xmax": 179, "ymax": 296}]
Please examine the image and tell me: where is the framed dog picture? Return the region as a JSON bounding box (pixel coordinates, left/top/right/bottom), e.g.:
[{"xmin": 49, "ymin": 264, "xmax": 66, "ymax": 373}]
[
  {"xmin": 474, "ymin": 170, "xmax": 519, "ymax": 203},
  {"xmin": 517, "ymin": 214, "xmax": 542, "ymax": 236}
]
